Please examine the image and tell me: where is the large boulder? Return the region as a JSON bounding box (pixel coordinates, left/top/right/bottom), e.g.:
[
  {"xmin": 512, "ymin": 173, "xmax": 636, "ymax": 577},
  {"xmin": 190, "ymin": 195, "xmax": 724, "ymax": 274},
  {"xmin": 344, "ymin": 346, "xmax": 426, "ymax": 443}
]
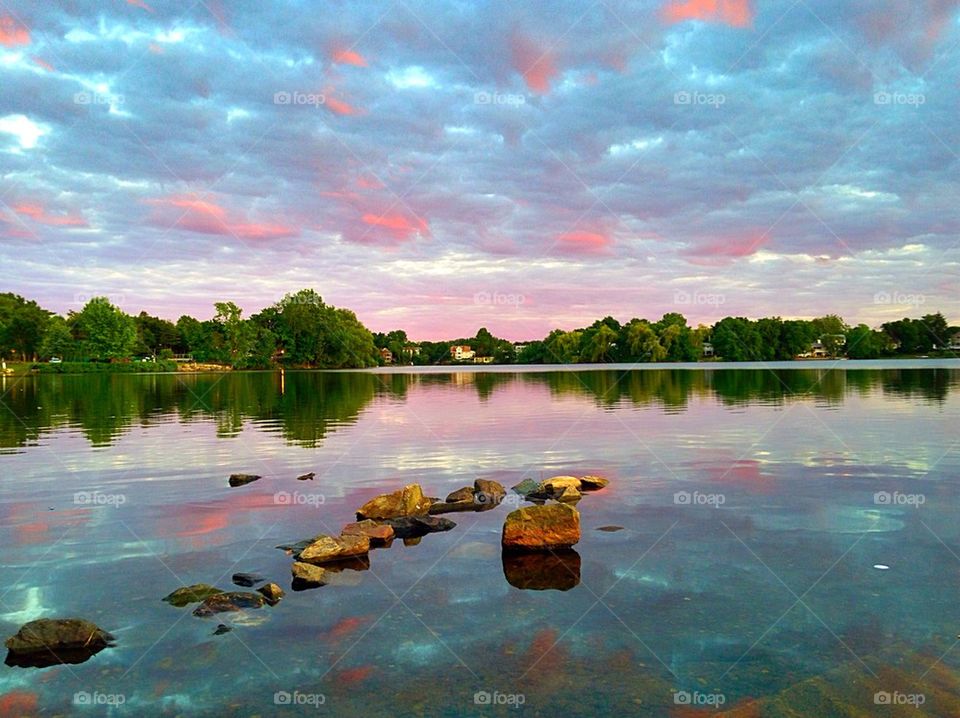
[
  {"xmin": 192, "ymin": 592, "xmax": 266, "ymax": 617},
  {"xmin": 5, "ymin": 618, "xmax": 115, "ymax": 668},
  {"xmin": 162, "ymin": 584, "xmax": 224, "ymax": 608},
  {"xmin": 298, "ymin": 534, "xmax": 370, "ymax": 564},
  {"xmin": 502, "ymin": 504, "xmax": 581, "ymax": 551},
  {"xmin": 340, "ymin": 520, "xmax": 394, "ymax": 546},
  {"xmin": 502, "ymin": 550, "xmax": 581, "ymax": 591},
  {"xmin": 228, "ymin": 473, "xmax": 261, "ymax": 487},
  {"xmin": 382, "ymin": 515, "xmax": 456, "ymax": 539},
  {"xmin": 474, "ymin": 479, "xmax": 506, "ymax": 506},
  {"xmin": 356, "ymin": 484, "xmax": 433, "ymax": 520}
]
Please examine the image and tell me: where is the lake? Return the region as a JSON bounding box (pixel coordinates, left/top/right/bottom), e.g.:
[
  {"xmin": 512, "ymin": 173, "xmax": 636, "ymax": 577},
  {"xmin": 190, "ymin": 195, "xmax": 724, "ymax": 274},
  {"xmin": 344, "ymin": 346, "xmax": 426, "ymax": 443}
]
[{"xmin": 1, "ymin": 361, "xmax": 959, "ymax": 716}]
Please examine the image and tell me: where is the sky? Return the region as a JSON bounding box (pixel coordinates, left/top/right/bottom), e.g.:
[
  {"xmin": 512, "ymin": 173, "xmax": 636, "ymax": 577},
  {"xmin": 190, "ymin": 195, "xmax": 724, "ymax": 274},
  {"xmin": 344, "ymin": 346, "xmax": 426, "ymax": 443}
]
[{"xmin": 0, "ymin": 0, "xmax": 957, "ymax": 341}]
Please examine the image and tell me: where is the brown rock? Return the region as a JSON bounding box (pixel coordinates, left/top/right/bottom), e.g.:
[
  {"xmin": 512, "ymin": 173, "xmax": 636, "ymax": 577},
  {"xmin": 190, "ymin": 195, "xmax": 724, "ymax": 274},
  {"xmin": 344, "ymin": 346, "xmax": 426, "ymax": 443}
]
[
  {"xmin": 228, "ymin": 473, "xmax": 261, "ymax": 487},
  {"xmin": 579, "ymin": 475, "xmax": 609, "ymax": 490},
  {"xmin": 555, "ymin": 486, "xmax": 582, "ymax": 503},
  {"xmin": 474, "ymin": 479, "xmax": 506, "ymax": 506},
  {"xmin": 257, "ymin": 583, "xmax": 285, "ymax": 604},
  {"xmin": 298, "ymin": 534, "xmax": 370, "ymax": 564},
  {"xmin": 356, "ymin": 484, "xmax": 433, "ymax": 520},
  {"xmin": 502, "ymin": 503, "xmax": 581, "ymax": 551},
  {"xmin": 292, "ymin": 562, "xmax": 329, "ymax": 587},
  {"xmin": 4, "ymin": 618, "xmax": 115, "ymax": 668},
  {"xmin": 192, "ymin": 592, "xmax": 266, "ymax": 617},
  {"xmin": 445, "ymin": 486, "xmax": 475, "ymax": 503},
  {"xmin": 341, "ymin": 520, "xmax": 394, "ymax": 546},
  {"xmin": 541, "ymin": 476, "xmax": 581, "ymax": 494}
]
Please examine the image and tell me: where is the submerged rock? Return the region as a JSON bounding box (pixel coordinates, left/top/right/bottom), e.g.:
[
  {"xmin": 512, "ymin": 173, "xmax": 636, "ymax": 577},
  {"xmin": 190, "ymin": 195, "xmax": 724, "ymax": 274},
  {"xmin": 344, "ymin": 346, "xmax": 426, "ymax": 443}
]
[
  {"xmin": 213, "ymin": 624, "xmax": 232, "ymax": 636},
  {"xmin": 596, "ymin": 525, "xmax": 624, "ymax": 532},
  {"xmin": 276, "ymin": 534, "xmax": 326, "ymax": 556},
  {"xmin": 511, "ymin": 478, "xmax": 541, "ymax": 498},
  {"xmin": 257, "ymin": 583, "xmax": 285, "ymax": 604},
  {"xmin": 502, "ymin": 503, "xmax": 581, "ymax": 551},
  {"xmin": 162, "ymin": 584, "xmax": 224, "ymax": 608},
  {"xmin": 228, "ymin": 473, "xmax": 261, "ymax": 487},
  {"xmin": 232, "ymin": 572, "xmax": 265, "ymax": 588},
  {"xmin": 296, "ymin": 472, "xmax": 316, "ymax": 481},
  {"xmin": 299, "ymin": 534, "xmax": 371, "ymax": 564},
  {"xmin": 381, "ymin": 515, "xmax": 456, "ymax": 539},
  {"xmin": 341, "ymin": 520, "xmax": 394, "ymax": 546},
  {"xmin": 356, "ymin": 484, "xmax": 433, "ymax": 520},
  {"xmin": 503, "ymin": 550, "xmax": 581, "ymax": 591},
  {"xmin": 5, "ymin": 618, "xmax": 115, "ymax": 668},
  {"xmin": 192, "ymin": 592, "xmax": 266, "ymax": 617}
]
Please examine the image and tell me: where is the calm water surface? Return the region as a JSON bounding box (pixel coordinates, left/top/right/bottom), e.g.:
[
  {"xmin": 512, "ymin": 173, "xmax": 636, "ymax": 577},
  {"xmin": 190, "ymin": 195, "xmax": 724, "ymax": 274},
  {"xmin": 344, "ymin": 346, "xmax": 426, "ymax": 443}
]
[{"xmin": 1, "ymin": 362, "xmax": 959, "ymax": 716}]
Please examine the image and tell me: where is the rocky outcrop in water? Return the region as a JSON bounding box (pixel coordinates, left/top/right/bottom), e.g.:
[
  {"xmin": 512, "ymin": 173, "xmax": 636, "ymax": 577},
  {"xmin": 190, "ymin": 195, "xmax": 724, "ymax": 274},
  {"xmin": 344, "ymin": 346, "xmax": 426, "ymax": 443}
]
[
  {"xmin": 228, "ymin": 473, "xmax": 261, "ymax": 487},
  {"xmin": 257, "ymin": 583, "xmax": 285, "ymax": 604},
  {"xmin": 502, "ymin": 503, "xmax": 581, "ymax": 551},
  {"xmin": 296, "ymin": 472, "xmax": 315, "ymax": 481},
  {"xmin": 381, "ymin": 515, "xmax": 456, "ymax": 539},
  {"xmin": 4, "ymin": 618, "xmax": 115, "ymax": 668},
  {"xmin": 429, "ymin": 479, "xmax": 508, "ymax": 514},
  {"xmin": 192, "ymin": 592, "xmax": 267, "ymax": 617},
  {"xmin": 232, "ymin": 572, "xmax": 265, "ymax": 588},
  {"xmin": 356, "ymin": 484, "xmax": 433, "ymax": 519},
  {"xmin": 341, "ymin": 519, "xmax": 395, "ymax": 545},
  {"xmin": 298, "ymin": 534, "xmax": 371, "ymax": 564},
  {"xmin": 162, "ymin": 584, "xmax": 224, "ymax": 608}
]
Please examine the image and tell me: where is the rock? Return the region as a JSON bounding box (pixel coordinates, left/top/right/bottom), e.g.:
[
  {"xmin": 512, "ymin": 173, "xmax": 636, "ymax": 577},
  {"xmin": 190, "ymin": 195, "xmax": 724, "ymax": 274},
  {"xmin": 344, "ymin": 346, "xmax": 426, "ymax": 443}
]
[
  {"xmin": 579, "ymin": 475, "xmax": 610, "ymax": 491},
  {"xmin": 291, "ymin": 562, "xmax": 330, "ymax": 589},
  {"xmin": 298, "ymin": 534, "xmax": 370, "ymax": 564},
  {"xmin": 428, "ymin": 500, "xmax": 496, "ymax": 515},
  {"xmin": 162, "ymin": 584, "xmax": 224, "ymax": 608},
  {"xmin": 474, "ymin": 479, "xmax": 506, "ymax": 506},
  {"xmin": 341, "ymin": 520, "xmax": 394, "ymax": 546},
  {"xmin": 232, "ymin": 572, "xmax": 265, "ymax": 588},
  {"xmin": 381, "ymin": 515, "xmax": 456, "ymax": 539},
  {"xmin": 445, "ymin": 486, "xmax": 475, "ymax": 503},
  {"xmin": 296, "ymin": 472, "xmax": 316, "ymax": 481},
  {"xmin": 228, "ymin": 473, "xmax": 261, "ymax": 487},
  {"xmin": 502, "ymin": 550, "xmax": 581, "ymax": 591},
  {"xmin": 276, "ymin": 534, "xmax": 326, "ymax": 556},
  {"xmin": 596, "ymin": 525, "xmax": 624, "ymax": 532},
  {"xmin": 4, "ymin": 618, "xmax": 115, "ymax": 668},
  {"xmin": 541, "ymin": 476, "xmax": 582, "ymax": 494},
  {"xmin": 356, "ymin": 484, "xmax": 433, "ymax": 519},
  {"xmin": 192, "ymin": 592, "xmax": 266, "ymax": 617},
  {"xmin": 511, "ymin": 478, "xmax": 541, "ymax": 497},
  {"xmin": 502, "ymin": 503, "xmax": 581, "ymax": 551},
  {"xmin": 555, "ymin": 486, "xmax": 582, "ymax": 503},
  {"xmin": 257, "ymin": 583, "xmax": 285, "ymax": 604},
  {"xmin": 213, "ymin": 624, "xmax": 232, "ymax": 636}
]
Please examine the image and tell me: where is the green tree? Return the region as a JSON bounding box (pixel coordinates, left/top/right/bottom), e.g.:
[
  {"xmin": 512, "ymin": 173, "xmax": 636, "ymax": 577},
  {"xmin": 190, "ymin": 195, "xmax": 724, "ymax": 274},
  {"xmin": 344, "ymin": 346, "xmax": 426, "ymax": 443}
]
[
  {"xmin": 73, "ymin": 297, "xmax": 137, "ymax": 361},
  {"xmin": 38, "ymin": 315, "xmax": 76, "ymax": 359}
]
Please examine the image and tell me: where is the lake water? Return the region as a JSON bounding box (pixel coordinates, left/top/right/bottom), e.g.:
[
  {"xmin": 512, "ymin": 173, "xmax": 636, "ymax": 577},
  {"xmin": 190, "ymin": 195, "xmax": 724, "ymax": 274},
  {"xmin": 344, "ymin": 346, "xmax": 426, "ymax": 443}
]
[{"xmin": 1, "ymin": 362, "xmax": 959, "ymax": 716}]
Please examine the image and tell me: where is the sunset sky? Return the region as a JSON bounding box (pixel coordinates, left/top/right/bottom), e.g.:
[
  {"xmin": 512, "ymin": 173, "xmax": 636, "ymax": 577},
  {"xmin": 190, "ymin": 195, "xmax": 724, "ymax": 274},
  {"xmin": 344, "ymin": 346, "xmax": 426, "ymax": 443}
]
[{"xmin": 0, "ymin": 0, "xmax": 957, "ymax": 340}]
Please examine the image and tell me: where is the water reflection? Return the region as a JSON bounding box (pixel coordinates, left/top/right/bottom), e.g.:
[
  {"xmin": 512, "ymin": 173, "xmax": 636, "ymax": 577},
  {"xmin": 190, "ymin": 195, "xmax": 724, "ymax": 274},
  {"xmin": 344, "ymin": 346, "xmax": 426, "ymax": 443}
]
[
  {"xmin": 502, "ymin": 550, "xmax": 581, "ymax": 591},
  {"xmin": 0, "ymin": 365, "xmax": 957, "ymax": 450}
]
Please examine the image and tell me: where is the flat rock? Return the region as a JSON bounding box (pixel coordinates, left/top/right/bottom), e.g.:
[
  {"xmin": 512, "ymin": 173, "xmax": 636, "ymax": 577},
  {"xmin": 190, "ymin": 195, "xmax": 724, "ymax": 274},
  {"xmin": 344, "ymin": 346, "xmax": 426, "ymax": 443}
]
[
  {"xmin": 192, "ymin": 592, "xmax": 266, "ymax": 617},
  {"xmin": 596, "ymin": 525, "xmax": 624, "ymax": 532},
  {"xmin": 298, "ymin": 534, "xmax": 370, "ymax": 564},
  {"xmin": 228, "ymin": 473, "xmax": 262, "ymax": 487},
  {"xmin": 162, "ymin": 584, "xmax": 224, "ymax": 608},
  {"xmin": 257, "ymin": 583, "xmax": 285, "ymax": 604},
  {"xmin": 502, "ymin": 503, "xmax": 581, "ymax": 551},
  {"xmin": 381, "ymin": 515, "xmax": 456, "ymax": 539},
  {"xmin": 5, "ymin": 618, "xmax": 115, "ymax": 668},
  {"xmin": 232, "ymin": 572, "xmax": 265, "ymax": 588},
  {"xmin": 356, "ymin": 484, "xmax": 433, "ymax": 520},
  {"xmin": 276, "ymin": 534, "xmax": 325, "ymax": 556},
  {"xmin": 579, "ymin": 475, "xmax": 610, "ymax": 491},
  {"xmin": 541, "ymin": 476, "xmax": 582, "ymax": 493},
  {"xmin": 341, "ymin": 520, "xmax": 394, "ymax": 546},
  {"xmin": 296, "ymin": 472, "xmax": 316, "ymax": 481},
  {"xmin": 291, "ymin": 561, "xmax": 329, "ymax": 588},
  {"xmin": 511, "ymin": 478, "xmax": 541, "ymax": 497}
]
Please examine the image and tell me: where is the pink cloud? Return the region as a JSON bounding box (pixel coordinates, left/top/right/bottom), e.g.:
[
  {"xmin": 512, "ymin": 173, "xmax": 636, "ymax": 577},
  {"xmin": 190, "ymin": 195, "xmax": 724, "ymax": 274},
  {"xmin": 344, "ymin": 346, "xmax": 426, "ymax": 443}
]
[
  {"xmin": 13, "ymin": 203, "xmax": 87, "ymax": 227},
  {"xmin": 661, "ymin": 0, "xmax": 754, "ymax": 27},
  {"xmin": 124, "ymin": 0, "xmax": 155, "ymax": 12},
  {"xmin": 510, "ymin": 32, "xmax": 559, "ymax": 94},
  {"xmin": 359, "ymin": 212, "xmax": 430, "ymax": 242},
  {"xmin": 683, "ymin": 232, "xmax": 767, "ymax": 265},
  {"xmin": 146, "ymin": 195, "xmax": 298, "ymax": 241},
  {"xmin": 554, "ymin": 229, "xmax": 613, "ymax": 255},
  {"xmin": 0, "ymin": 15, "xmax": 29, "ymax": 46},
  {"xmin": 31, "ymin": 56, "xmax": 55, "ymax": 72},
  {"xmin": 325, "ymin": 96, "xmax": 362, "ymax": 116},
  {"xmin": 332, "ymin": 47, "xmax": 368, "ymax": 67}
]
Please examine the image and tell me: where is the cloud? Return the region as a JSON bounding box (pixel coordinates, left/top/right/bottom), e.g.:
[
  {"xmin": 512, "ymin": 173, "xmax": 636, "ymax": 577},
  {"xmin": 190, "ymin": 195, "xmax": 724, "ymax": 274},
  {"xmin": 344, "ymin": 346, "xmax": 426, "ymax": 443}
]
[
  {"xmin": 509, "ymin": 31, "xmax": 559, "ymax": 94},
  {"xmin": 146, "ymin": 195, "xmax": 298, "ymax": 241},
  {"xmin": 12, "ymin": 203, "xmax": 87, "ymax": 227},
  {"xmin": 0, "ymin": 15, "xmax": 29, "ymax": 46},
  {"xmin": 332, "ymin": 47, "xmax": 368, "ymax": 67},
  {"xmin": 661, "ymin": 0, "xmax": 754, "ymax": 27}
]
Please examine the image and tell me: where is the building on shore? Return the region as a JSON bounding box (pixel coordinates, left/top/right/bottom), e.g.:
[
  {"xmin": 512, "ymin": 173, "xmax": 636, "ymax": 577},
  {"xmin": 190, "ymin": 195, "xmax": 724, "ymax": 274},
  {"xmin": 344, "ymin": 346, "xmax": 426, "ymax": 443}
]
[{"xmin": 450, "ymin": 345, "xmax": 475, "ymax": 361}]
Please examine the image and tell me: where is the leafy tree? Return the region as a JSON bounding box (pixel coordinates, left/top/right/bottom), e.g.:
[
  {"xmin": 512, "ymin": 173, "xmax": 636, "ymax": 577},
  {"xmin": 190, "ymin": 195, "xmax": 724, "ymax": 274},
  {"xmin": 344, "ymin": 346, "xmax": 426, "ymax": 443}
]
[
  {"xmin": 38, "ymin": 315, "xmax": 76, "ymax": 359},
  {"xmin": 583, "ymin": 323, "xmax": 618, "ymax": 362},
  {"xmin": 73, "ymin": 298, "xmax": 137, "ymax": 361}
]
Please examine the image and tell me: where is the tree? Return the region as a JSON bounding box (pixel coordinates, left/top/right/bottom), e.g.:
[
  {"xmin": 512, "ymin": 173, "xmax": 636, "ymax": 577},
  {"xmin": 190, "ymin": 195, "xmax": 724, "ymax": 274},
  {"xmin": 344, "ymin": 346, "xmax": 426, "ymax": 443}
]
[
  {"xmin": 73, "ymin": 297, "xmax": 137, "ymax": 361},
  {"xmin": 845, "ymin": 324, "xmax": 886, "ymax": 359},
  {"xmin": 0, "ymin": 293, "xmax": 50, "ymax": 361},
  {"xmin": 38, "ymin": 316, "xmax": 76, "ymax": 359},
  {"xmin": 711, "ymin": 317, "xmax": 762, "ymax": 361},
  {"xmin": 583, "ymin": 324, "xmax": 618, "ymax": 363},
  {"xmin": 622, "ymin": 320, "xmax": 665, "ymax": 362},
  {"xmin": 213, "ymin": 301, "xmax": 254, "ymax": 366}
]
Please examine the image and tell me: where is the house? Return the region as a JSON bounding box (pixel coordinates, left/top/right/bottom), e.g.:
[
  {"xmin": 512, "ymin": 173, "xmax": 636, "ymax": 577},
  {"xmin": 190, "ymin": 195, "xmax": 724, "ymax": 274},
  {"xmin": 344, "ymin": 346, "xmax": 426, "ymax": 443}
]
[
  {"xmin": 379, "ymin": 347, "xmax": 394, "ymax": 364},
  {"xmin": 403, "ymin": 344, "xmax": 421, "ymax": 357},
  {"xmin": 702, "ymin": 342, "xmax": 714, "ymax": 358},
  {"xmin": 450, "ymin": 345, "xmax": 474, "ymax": 361},
  {"xmin": 473, "ymin": 355, "xmax": 494, "ymax": 364},
  {"xmin": 949, "ymin": 333, "xmax": 960, "ymax": 351}
]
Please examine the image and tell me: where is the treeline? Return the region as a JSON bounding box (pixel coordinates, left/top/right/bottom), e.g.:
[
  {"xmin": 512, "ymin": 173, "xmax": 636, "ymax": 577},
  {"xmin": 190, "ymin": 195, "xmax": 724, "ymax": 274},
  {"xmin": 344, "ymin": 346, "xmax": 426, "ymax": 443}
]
[{"xmin": 0, "ymin": 289, "xmax": 379, "ymax": 368}]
